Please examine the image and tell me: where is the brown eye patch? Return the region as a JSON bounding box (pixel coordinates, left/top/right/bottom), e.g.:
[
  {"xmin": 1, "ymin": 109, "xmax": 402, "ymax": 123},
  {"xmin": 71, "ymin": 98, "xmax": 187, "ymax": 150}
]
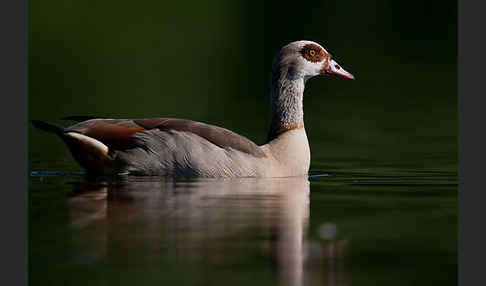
[{"xmin": 301, "ymin": 44, "xmax": 328, "ymax": 63}]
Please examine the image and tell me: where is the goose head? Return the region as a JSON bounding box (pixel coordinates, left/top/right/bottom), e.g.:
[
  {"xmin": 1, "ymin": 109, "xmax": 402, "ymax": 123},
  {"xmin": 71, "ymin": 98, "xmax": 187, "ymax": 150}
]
[
  {"xmin": 267, "ymin": 41, "xmax": 355, "ymax": 142},
  {"xmin": 272, "ymin": 40, "xmax": 354, "ymax": 82}
]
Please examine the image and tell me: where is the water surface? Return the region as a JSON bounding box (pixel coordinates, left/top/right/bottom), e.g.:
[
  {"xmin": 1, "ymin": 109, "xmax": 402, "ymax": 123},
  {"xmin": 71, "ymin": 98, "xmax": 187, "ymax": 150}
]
[{"xmin": 29, "ymin": 167, "xmax": 456, "ymax": 286}]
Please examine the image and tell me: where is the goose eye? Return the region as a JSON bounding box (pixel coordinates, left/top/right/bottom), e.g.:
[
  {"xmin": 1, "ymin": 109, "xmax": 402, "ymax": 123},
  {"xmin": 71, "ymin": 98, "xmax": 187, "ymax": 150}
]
[{"xmin": 301, "ymin": 44, "xmax": 325, "ymax": 63}]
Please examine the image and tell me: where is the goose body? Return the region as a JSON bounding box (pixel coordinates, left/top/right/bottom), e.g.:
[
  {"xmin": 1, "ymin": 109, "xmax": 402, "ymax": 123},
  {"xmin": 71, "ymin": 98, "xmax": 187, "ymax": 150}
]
[{"xmin": 33, "ymin": 41, "xmax": 354, "ymax": 178}]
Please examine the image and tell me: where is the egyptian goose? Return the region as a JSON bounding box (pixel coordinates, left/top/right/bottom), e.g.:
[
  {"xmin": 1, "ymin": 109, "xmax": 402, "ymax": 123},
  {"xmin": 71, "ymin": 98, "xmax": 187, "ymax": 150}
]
[{"xmin": 32, "ymin": 41, "xmax": 354, "ymax": 178}]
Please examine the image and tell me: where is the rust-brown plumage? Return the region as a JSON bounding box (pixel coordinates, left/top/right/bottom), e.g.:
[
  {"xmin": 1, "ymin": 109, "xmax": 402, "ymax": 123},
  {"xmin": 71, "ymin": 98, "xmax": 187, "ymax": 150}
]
[
  {"xmin": 68, "ymin": 120, "xmax": 145, "ymax": 148},
  {"xmin": 65, "ymin": 118, "xmax": 265, "ymax": 158},
  {"xmin": 300, "ymin": 43, "xmax": 329, "ymax": 63}
]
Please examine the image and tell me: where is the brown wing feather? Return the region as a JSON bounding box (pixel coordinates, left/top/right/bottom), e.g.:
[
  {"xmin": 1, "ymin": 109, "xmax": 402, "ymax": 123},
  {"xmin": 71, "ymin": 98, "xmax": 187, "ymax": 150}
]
[
  {"xmin": 66, "ymin": 118, "xmax": 266, "ymax": 158},
  {"xmin": 135, "ymin": 118, "xmax": 266, "ymax": 158},
  {"xmin": 66, "ymin": 119, "xmax": 145, "ymax": 149}
]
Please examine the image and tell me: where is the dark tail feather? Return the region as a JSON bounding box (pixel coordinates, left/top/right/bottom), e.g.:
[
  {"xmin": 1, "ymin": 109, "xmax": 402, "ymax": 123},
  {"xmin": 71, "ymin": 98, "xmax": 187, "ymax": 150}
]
[
  {"xmin": 31, "ymin": 120, "xmax": 66, "ymax": 135},
  {"xmin": 61, "ymin": 116, "xmax": 99, "ymax": 122}
]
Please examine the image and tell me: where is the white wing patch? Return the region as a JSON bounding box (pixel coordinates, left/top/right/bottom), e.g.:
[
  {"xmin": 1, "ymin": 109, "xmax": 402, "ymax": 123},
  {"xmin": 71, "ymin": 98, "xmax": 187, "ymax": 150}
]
[
  {"xmin": 66, "ymin": 132, "xmax": 109, "ymax": 156},
  {"xmin": 64, "ymin": 132, "xmax": 116, "ymax": 174}
]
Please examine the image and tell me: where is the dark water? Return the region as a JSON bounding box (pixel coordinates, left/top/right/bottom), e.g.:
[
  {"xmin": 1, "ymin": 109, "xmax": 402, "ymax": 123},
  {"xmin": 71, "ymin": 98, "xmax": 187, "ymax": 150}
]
[
  {"xmin": 29, "ymin": 0, "xmax": 456, "ymax": 285},
  {"xmin": 29, "ymin": 156, "xmax": 456, "ymax": 286}
]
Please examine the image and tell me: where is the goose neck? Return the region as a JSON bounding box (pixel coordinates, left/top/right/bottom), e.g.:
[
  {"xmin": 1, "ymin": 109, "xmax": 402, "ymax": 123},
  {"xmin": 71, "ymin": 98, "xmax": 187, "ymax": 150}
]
[{"xmin": 267, "ymin": 71, "xmax": 305, "ymax": 142}]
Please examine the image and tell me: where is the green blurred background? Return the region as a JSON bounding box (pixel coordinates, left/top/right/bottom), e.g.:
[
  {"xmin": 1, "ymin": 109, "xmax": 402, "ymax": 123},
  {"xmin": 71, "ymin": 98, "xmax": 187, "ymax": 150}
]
[
  {"xmin": 29, "ymin": 1, "xmax": 457, "ymax": 285},
  {"xmin": 29, "ymin": 0, "xmax": 456, "ymax": 172}
]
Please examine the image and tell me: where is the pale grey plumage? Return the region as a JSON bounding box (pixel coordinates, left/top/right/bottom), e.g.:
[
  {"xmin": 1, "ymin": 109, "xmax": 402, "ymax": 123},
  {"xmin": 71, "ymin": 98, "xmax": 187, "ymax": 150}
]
[{"xmin": 116, "ymin": 129, "xmax": 267, "ymax": 177}]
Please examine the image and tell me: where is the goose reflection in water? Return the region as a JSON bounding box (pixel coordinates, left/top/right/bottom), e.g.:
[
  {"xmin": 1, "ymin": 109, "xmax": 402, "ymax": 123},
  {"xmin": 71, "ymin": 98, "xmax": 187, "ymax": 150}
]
[{"xmin": 66, "ymin": 177, "xmax": 348, "ymax": 286}]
